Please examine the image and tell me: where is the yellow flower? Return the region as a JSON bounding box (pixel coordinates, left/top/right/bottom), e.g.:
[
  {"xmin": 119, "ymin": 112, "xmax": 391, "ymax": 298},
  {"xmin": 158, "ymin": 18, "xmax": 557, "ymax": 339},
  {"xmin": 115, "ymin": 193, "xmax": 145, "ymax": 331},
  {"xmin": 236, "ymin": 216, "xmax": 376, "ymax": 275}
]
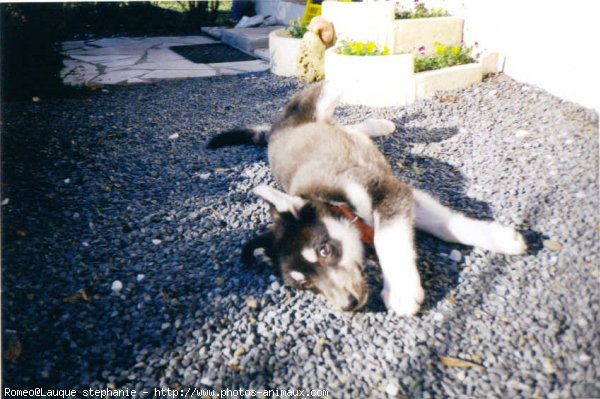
[
  {"xmin": 435, "ymin": 44, "xmax": 446, "ymax": 55},
  {"xmin": 452, "ymin": 46, "xmax": 460, "ymax": 55},
  {"xmin": 289, "ymin": 20, "xmax": 294, "ymax": 26},
  {"xmin": 365, "ymin": 41, "xmax": 376, "ymax": 54},
  {"xmin": 382, "ymin": 45, "xmax": 390, "ymax": 55},
  {"xmin": 354, "ymin": 41, "xmax": 363, "ymax": 53}
]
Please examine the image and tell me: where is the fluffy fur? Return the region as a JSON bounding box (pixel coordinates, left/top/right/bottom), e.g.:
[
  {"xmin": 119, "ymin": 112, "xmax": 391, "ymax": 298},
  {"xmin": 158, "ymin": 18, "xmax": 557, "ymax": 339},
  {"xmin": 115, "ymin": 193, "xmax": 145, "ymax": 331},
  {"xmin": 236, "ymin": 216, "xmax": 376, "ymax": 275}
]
[{"xmin": 208, "ymin": 82, "xmax": 527, "ymax": 316}]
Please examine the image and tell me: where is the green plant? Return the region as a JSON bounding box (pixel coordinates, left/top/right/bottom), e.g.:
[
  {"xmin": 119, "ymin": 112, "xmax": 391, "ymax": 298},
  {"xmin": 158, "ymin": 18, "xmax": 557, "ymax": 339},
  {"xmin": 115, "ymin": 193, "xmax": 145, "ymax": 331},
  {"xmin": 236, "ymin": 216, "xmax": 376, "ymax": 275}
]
[
  {"xmin": 414, "ymin": 42, "xmax": 475, "ymax": 72},
  {"xmin": 287, "ymin": 17, "xmax": 308, "ymax": 38},
  {"xmin": 335, "ymin": 39, "xmax": 390, "ymax": 56},
  {"xmin": 396, "ymin": 1, "xmax": 450, "ymax": 19}
]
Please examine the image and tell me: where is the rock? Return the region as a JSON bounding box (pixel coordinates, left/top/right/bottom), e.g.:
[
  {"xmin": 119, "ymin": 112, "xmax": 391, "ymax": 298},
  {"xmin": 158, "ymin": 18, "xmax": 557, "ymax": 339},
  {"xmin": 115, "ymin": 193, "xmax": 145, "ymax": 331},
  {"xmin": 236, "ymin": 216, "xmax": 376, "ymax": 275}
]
[
  {"xmin": 542, "ymin": 357, "xmax": 556, "ymax": 374},
  {"xmin": 244, "ymin": 296, "xmax": 259, "ymax": 310},
  {"xmin": 152, "ymin": 239, "xmax": 162, "ymax": 245},
  {"xmin": 449, "ymin": 249, "xmax": 462, "ymax": 262},
  {"xmin": 578, "ymin": 353, "xmax": 592, "ymax": 366},
  {"xmin": 111, "ymin": 280, "xmax": 123, "ymax": 292},
  {"xmin": 515, "ymin": 129, "xmax": 530, "ymax": 138},
  {"xmin": 385, "ymin": 383, "xmax": 400, "ymax": 397},
  {"xmin": 296, "ymin": 31, "xmax": 325, "ymax": 83},
  {"xmin": 168, "ymin": 133, "xmax": 179, "ymax": 140}
]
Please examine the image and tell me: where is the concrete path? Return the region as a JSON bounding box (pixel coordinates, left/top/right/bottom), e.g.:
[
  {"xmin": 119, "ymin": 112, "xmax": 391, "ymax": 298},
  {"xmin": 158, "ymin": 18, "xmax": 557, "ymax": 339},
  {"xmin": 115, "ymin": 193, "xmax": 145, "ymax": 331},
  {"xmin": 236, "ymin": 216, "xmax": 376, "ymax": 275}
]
[{"xmin": 60, "ymin": 35, "xmax": 270, "ymax": 86}]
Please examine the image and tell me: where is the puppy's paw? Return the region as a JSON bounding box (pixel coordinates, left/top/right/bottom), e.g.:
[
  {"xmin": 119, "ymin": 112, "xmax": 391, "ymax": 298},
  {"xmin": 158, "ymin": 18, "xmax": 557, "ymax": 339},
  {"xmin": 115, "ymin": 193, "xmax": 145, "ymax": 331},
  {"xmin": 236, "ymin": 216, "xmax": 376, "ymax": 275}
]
[
  {"xmin": 381, "ymin": 283, "xmax": 424, "ymax": 317},
  {"xmin": 489, "ymin": 223, "xmax": 528, "ymax": 255},
  {"xmin": 363, "ymin": 118, "xmax": 396, "ymax": 137}
]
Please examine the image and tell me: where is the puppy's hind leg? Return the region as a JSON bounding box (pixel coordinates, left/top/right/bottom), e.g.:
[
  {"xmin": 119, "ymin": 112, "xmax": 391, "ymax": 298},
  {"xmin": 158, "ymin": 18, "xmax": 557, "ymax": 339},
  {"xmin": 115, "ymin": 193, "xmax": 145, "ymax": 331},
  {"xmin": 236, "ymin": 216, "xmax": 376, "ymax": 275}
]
[{"xmin": 413, "ymin": 189, "xmax": 527, "ymax": 255}]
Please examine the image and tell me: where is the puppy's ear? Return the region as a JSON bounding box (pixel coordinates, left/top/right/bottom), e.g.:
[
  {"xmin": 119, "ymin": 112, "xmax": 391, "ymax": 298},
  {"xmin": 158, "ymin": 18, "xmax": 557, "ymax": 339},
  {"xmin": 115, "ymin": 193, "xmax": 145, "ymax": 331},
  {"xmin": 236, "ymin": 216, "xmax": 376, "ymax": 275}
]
[{"xmin": 253, "ymin": 185, "xmax": 306, "ymax": 219}]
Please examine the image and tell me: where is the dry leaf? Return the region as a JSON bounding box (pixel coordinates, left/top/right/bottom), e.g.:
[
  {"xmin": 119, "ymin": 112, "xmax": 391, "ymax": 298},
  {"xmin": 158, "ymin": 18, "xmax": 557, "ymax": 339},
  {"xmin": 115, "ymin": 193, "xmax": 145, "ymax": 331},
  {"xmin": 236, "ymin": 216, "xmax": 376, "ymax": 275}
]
[
  {"xmin": 439, "ymin": 95, "xmax": 460, "ymax": 103},
  {"xmin": 5, "ymin": 333, "xmax": 22, "ymax": 362},
  {"xmin": 543, "ymin": 240, "xmax": 562, "ymax": 251},
  {"xmin": 470, "ymin": 354, "xmax": 482, "ymax": 363},
  {"xmin": 233, "ymin": 347, "xmax": 245, "ymax": 357},
  {"xmin": 411, "ymin": 164, "xmax": 424, "ymax": 175},
  {"xmin": 439, "ymin": 355, "xmax": 484, "ymax": 371},
  {"xmin": 63, "ymin": 288, "xmax": 91, "ymax": 304}
]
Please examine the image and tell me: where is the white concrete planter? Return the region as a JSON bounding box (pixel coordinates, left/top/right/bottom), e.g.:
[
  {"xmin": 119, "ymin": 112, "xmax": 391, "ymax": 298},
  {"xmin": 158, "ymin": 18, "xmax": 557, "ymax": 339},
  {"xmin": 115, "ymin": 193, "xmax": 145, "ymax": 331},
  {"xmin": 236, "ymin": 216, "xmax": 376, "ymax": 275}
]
[
  {"xmin": 325, "ymin": 49, "xmax": 415, "ymax": 107},
  {"xmin": 269, "ymin": 28, "xmax": 302, "ymax": 77},
  {"xmin": 322, "ymin": 1, "xmax": 396, "ymax": 49},
  {"xmin": 393, "ymin": 16, "xmax": 464, "ymax": 55},
  {"xmin": 414, "ymin": 62, "xmax": 482, "ymax": 99}
]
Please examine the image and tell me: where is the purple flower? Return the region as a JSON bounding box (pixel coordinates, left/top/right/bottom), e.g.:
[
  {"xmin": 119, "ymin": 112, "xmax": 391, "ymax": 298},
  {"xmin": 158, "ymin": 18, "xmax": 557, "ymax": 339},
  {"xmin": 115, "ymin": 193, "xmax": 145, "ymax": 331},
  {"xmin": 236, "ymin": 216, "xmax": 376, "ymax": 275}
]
[
  {"xmin": 418, "ymin": 46, "xmax": 426, "ymax": 54},
  {"xmin": 474, "ymin": 41, "xmax": 479, "ymax": 47}
]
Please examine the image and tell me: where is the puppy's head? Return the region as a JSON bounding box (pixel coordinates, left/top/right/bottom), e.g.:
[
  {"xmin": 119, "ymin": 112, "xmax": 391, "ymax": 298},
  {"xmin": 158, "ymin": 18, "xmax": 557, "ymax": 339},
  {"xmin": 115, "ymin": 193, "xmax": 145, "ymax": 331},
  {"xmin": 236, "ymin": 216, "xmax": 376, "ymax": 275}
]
[{"xmin": 253, "ymin": 185, "xmax": 368, "ymax": 312}]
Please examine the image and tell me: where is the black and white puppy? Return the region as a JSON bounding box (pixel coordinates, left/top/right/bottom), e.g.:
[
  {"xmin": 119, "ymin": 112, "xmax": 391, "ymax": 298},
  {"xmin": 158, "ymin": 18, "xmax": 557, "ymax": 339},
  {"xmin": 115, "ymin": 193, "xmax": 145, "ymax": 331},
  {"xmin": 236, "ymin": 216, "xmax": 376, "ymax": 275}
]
[{"xmin": 208, "ymin": 82, "xmax": 526, "ymax": 316}]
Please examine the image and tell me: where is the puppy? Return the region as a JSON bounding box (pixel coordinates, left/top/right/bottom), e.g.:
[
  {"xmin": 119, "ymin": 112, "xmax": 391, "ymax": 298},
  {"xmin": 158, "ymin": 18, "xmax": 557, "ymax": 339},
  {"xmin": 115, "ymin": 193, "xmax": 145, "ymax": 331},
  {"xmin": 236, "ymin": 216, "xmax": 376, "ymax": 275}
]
[{"xmin": 208, "ymin": 82, "xmax": 526, "ymax": 316}]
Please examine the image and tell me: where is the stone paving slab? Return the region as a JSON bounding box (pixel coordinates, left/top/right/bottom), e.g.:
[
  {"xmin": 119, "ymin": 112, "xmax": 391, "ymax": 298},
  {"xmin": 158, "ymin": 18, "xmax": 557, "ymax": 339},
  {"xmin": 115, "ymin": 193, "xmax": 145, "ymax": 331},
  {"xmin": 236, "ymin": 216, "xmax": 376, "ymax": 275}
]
[
  {"xmin": 201, "ymin": 26, "xmax": 227, "ymax": 40},
  {"xmin": 61, "ymin": 35, "xmax": 270, "ymax": 86},
  {"xmin": 221, "ymin": 25, "xmax": 282, "ymax": 53}
]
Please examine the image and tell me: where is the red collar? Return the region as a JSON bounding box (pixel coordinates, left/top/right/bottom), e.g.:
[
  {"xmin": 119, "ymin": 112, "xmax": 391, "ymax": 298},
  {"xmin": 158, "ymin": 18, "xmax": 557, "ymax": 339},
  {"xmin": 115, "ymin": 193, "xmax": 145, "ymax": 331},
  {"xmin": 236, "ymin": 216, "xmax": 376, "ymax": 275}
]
[{"xmin": 329, "ymin": 203, "xmax": 374, "ymax": 245}]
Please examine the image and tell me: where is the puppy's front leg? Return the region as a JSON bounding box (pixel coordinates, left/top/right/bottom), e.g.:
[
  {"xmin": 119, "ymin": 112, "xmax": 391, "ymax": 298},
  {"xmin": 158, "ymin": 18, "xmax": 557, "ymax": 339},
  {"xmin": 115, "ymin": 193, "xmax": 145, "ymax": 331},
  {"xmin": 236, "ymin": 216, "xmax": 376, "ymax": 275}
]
[{"xmin": 373, "ymin": 183, "xmax": 424, "ymax": 316}]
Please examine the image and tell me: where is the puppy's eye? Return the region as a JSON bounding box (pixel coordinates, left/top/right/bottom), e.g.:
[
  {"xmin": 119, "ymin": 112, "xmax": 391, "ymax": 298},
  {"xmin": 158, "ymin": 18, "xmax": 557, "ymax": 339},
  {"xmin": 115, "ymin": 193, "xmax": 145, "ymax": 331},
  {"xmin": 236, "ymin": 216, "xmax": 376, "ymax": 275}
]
[{"xmin": 318, "ymin": 243, "xmax": 333, "ymax": 258}]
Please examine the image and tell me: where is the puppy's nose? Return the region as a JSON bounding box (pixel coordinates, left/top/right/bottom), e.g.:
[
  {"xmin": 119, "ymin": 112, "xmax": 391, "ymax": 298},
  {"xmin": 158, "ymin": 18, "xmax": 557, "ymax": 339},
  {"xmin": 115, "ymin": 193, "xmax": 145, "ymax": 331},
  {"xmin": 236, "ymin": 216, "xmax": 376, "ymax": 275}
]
[{"xmin": 343, "ymin": 295, "xmax": 360, "ymax": 311}]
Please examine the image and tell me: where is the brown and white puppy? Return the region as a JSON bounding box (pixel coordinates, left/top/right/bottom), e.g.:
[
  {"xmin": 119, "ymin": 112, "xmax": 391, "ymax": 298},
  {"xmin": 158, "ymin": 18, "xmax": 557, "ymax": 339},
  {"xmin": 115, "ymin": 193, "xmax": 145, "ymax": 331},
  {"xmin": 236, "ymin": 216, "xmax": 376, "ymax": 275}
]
[{"xmin": 208, "ymin": 82, "xmax": 527, "ymax": 315}]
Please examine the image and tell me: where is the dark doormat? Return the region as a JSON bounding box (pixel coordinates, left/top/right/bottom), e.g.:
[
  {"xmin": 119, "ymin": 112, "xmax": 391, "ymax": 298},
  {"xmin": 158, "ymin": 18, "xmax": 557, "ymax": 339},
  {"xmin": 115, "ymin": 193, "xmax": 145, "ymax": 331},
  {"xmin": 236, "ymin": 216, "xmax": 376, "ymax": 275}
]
[{"xmin": 170, "ymin": 43, "xmax": 257, "ymax": 64}]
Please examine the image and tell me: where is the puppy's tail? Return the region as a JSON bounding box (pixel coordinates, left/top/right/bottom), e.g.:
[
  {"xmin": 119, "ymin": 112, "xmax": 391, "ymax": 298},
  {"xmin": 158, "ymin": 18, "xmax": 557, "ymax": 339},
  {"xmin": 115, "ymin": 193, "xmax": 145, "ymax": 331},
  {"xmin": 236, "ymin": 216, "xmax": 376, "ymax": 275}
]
[{"xmin": 206, "ymin": 124, "xmax": 270, "ymax": 149}]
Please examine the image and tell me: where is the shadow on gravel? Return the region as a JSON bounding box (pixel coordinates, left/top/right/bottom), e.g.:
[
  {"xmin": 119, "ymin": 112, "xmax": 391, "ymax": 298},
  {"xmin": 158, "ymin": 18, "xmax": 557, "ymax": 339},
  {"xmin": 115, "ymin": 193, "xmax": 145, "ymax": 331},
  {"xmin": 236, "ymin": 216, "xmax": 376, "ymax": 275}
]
[
  {"xmin": 370, "ymin": 124, "xmax": 490, "ymax": 312},
  {"xmin": 2, "ymin": 82, "xmax": 545, "ymax": 389}
]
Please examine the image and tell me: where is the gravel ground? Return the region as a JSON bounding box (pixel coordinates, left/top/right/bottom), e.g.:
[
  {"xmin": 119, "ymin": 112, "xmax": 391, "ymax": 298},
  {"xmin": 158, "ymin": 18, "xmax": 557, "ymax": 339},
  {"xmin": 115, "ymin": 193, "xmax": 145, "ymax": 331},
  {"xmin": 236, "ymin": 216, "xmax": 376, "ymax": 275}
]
[{"xmin": 2, "ymin": 72, "xmax": 598, "ymax": 398}]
